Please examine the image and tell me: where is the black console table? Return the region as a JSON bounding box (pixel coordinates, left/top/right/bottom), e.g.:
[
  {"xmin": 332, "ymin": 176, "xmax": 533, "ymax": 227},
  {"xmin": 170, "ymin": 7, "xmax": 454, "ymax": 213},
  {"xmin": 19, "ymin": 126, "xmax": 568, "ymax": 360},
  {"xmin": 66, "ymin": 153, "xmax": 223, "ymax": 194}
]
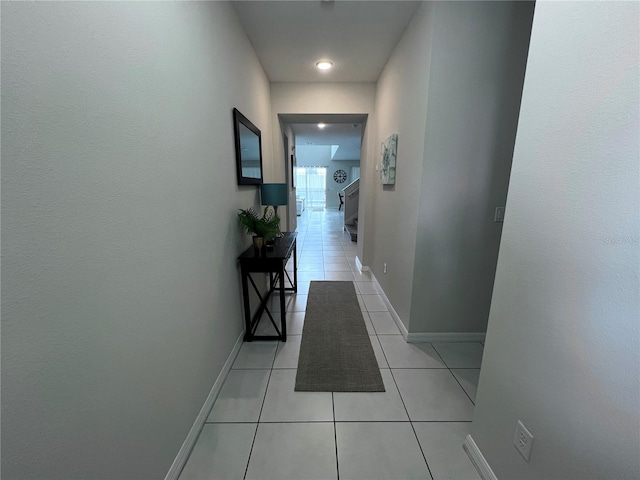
[{"xmin": 238, "ymin": 232, "xmax": 297, "ymax": 341}]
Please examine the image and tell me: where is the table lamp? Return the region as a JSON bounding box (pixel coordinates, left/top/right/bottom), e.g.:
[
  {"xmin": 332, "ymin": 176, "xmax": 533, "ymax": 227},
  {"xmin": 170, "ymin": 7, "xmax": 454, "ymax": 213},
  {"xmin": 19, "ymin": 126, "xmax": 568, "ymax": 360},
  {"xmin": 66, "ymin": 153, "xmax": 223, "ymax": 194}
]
[{"xmin": 260, "ymin": 183, "xmax": 288, "ymax": 238}]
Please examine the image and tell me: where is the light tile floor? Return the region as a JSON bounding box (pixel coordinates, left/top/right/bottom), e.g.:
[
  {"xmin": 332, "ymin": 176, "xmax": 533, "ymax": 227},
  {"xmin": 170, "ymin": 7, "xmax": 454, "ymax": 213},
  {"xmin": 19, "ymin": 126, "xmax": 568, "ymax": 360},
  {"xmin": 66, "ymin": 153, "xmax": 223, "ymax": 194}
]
[{"xmin": 179, "ymin": 209, "xmax": 482, "ymax": 480}]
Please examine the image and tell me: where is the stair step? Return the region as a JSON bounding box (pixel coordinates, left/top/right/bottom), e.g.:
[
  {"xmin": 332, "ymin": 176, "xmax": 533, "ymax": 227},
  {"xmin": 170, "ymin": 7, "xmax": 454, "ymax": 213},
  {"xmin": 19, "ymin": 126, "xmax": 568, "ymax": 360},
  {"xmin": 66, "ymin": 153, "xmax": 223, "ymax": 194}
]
[{"xmin": 344, "ymin": 223, "xmax": 358, "ymax": 242}]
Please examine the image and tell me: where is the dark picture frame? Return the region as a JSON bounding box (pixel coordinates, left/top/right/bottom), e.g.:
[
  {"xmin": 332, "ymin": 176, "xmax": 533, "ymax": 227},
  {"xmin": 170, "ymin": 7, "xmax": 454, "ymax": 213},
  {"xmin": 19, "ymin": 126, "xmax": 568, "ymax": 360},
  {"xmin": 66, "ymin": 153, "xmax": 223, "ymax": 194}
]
[{"xmin": 233, "ymin": 108, "xmax": 263, "ymax": 185}]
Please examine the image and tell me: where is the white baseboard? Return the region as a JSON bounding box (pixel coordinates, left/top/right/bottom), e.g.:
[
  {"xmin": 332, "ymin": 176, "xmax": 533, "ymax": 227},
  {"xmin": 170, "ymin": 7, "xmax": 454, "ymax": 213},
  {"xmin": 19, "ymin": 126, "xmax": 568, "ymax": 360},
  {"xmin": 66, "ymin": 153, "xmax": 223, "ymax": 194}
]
[
  {"xmin": 464, "ymin": 435, "xmax": 498, "ymax": 480},
  {"xmin": 355, "ymin": 256, "xmax": 369, "ymax": 272},
  {"xmin": 407, "ymin": 332, "xmax": 486, "ymax": 343},
  {"xmin": 164, "ymin": 330, "xmax": 245, "ymax": 480},
  {"xmin": 370, "ymin": 272, "xmax": 409, "ymax": 340},
  {"xmin": 368, "ymin": 272, "xmax": 485, "ymax": 344}
]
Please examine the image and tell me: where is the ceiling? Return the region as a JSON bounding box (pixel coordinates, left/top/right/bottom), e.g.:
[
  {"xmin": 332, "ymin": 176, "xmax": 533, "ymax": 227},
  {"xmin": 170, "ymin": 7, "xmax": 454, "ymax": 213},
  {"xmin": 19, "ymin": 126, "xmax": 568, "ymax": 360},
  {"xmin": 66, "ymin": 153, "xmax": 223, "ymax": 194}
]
[
  {"xmin": 232, "ymin": 1, "xmax": 422, "ymax": 83},
  {"xmin": 292, "ymin": 122, "xmax": 363, "ymax": 161},
  {"xmin": 281, "ymin": 114, "xmax": 366, "ymax": 161},
  {"xmin": 233, "ymin": 1, "xmax": 421, "ymax": 160}
]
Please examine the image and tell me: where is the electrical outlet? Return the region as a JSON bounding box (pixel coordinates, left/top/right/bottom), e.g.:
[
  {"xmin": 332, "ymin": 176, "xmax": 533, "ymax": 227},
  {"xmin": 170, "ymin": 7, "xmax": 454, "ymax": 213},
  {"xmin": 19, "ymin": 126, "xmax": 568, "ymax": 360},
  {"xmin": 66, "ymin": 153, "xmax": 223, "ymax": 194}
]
[
  {"xmin": 383, "ymin": 263, "xmax": 387, "ymax": 274},
  {"xmin": 513, "ymin": 420, "xmax": 534, "ymax": 462}
]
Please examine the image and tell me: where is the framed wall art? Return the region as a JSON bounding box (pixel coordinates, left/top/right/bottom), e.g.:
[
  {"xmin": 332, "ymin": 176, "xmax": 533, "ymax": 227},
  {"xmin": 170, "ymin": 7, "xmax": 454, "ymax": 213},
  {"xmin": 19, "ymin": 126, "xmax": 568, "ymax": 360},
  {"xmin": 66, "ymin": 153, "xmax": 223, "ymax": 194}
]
[{"xmin": 380, "ymin": 133, "xmax": 398, "ymax": 185}]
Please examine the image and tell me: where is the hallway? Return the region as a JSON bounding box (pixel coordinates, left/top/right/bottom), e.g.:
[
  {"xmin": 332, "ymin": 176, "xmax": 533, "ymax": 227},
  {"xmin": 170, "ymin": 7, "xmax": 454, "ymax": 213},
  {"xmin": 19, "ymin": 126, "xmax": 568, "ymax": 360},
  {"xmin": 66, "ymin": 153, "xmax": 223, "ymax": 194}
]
[{"xmin": 179, "ymin": 209, "xmax": 483, "ymax": 480}]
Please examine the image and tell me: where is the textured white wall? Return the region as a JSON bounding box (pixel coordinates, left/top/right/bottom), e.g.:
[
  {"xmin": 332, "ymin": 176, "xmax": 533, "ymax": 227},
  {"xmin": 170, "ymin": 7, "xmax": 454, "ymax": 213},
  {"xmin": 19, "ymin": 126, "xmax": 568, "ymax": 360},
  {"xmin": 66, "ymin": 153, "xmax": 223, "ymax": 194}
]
[
  {"xmin": 409, "ymin": 1, "xmax": 534, "ymax": 334},
  {"xmin": 371, "ymin": 2, "xmax": 434, "ymax": 329},
  {"xmin": 471, "ymin": 2, "xmax": 640, "ymax": 478},
  {"xmin": 371, "ymin": 1, "xmax": 532, "ymax": 333},
  {"xmin": 296, "ymin": 145, "xmax": 334, "ymax": 165},
  {"xmin": 1, "ymin": 3, "xmax": 271, "ymax": 479}
]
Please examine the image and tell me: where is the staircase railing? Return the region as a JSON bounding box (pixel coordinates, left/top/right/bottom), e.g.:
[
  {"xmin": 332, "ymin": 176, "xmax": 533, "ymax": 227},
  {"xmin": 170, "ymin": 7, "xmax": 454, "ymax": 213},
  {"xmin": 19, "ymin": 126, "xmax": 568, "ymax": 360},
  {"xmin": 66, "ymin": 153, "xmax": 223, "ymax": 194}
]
[{"xmin": 342, "ymin": 178, "xmax": 359, "ymax": 227}]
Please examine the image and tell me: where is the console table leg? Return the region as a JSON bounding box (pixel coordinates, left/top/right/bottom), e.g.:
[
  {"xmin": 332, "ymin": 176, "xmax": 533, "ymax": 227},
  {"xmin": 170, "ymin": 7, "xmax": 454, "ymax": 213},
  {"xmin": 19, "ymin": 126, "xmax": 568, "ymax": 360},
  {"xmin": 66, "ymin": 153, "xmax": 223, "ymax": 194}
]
[
  {"xmin": 293, "ymin": 239, "xmax": 298, "ymax": 293},
  {"xmin": 279, "ymin": 267, "xmax": 287, "ymax": 341},
  {"xmin": 241, "ymin": 267, "xmax": 252, "ymax": 341}
]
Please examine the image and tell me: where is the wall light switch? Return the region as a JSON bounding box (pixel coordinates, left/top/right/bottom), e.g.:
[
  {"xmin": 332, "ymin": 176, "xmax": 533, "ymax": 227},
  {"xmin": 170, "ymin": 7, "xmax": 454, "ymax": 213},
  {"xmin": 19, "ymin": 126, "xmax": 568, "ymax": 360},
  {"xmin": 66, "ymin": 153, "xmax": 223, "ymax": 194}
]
[{"xmin": 494, "ymin": 207, "xmax": 505, "ymax": 222}]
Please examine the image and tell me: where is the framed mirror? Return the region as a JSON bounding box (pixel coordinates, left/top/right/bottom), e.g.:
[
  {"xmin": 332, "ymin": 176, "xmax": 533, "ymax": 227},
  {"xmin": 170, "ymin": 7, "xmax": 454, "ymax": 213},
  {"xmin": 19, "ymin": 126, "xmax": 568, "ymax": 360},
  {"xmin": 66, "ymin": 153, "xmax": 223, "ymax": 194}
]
[{"xmin": 233, "ymin": 108, "xmax": 263, "ymax": 185}]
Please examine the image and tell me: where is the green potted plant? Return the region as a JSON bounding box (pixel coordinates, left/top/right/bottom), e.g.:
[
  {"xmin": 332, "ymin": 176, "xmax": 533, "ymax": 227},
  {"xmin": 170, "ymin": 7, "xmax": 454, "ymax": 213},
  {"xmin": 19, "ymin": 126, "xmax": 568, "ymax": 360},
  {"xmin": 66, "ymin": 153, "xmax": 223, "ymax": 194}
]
[{"xmin": 237, "ymin": 206, "xmax": 280, "ymax": 251}]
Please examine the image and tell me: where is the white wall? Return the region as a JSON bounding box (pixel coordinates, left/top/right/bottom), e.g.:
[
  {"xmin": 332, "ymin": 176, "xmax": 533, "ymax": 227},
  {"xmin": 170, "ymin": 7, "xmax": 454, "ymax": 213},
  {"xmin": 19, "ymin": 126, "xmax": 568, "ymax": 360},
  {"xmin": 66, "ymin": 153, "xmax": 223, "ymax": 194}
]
[
  {"xmin": 1, "ymin": 3, "xmax": 272, "ymax": 479},
  {"xmin": 371, "ymin": 2, "xmax": 434, "ymax": 328},
  {"xmin": 471, "ymin": 2, "xmax": 640, "ymax": 478},
  {"xmin": 410, "ymin": 1, "xmax": 534, "ymax": 334},
  {"xmin": 371, "ymin": 1, "xmax": 532, "ymax": 333}
]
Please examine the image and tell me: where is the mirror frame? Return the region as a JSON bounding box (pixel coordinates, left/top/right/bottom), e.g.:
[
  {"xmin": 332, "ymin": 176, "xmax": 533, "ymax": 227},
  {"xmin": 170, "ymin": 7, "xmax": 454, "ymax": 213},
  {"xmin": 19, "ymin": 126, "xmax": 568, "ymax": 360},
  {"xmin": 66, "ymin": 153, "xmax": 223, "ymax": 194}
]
[{"xmin": 233, "ymin": 108, "xmax": 263, "ymax": 186}]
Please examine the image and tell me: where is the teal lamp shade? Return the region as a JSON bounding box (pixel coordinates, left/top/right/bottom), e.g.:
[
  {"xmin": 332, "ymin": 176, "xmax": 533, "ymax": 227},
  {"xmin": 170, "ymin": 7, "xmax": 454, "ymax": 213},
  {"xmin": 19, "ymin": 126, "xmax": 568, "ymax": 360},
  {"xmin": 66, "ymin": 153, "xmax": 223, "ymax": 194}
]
[
  {"xmin": 261, "ymin": 183, "xmax": 288, "ymax": 239},
  {"xmin": 260, "ymin": 183, "xmax": 288, "ymax": 207}
]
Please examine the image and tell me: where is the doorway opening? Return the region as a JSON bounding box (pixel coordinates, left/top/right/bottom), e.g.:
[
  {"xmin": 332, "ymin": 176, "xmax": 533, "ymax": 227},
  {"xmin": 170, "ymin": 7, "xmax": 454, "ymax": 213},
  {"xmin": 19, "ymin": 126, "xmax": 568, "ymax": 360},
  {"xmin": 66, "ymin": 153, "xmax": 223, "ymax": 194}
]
[{"xmin": 278, "ymin": 113, "xmax": 368, "ymax": 240}]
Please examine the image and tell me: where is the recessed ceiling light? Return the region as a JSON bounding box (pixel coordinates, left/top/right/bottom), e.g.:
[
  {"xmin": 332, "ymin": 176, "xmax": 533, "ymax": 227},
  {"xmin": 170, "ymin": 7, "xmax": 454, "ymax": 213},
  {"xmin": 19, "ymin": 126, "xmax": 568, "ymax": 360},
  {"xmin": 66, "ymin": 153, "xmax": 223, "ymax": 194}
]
[
  {"xmin": 316, "ymin": 61, "xmax": 333, "ymax": 71},
  {"xmin": 318, "ymin": 123, "xmax": 326, "ymax": 129}
]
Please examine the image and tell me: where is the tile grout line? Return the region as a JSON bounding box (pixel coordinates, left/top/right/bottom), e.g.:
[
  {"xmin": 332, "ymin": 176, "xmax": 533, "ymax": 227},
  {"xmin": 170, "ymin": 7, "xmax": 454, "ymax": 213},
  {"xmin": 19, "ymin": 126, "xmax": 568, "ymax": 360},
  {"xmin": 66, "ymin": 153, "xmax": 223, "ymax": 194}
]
[
  {"xmin": 224, "ymin": 419, "xmax": 473, "ymax": 425},
  {"xmin": 387, "ymin": 367, "xmax": 435, "ymax": 480},
  {"xmin": 332, "ymin": 392, "xmax": 340, "ymax": 480},
  {"xmin": 431, "ymin": 344, "xmax": 477, "ymax": 406},
  {"xmin": 241, "ymin": 345, "xmax": 278, "ymax": 480},
  {"xmin": 409, "ymin": 416, "xmax": 436, "ymax": 480}
]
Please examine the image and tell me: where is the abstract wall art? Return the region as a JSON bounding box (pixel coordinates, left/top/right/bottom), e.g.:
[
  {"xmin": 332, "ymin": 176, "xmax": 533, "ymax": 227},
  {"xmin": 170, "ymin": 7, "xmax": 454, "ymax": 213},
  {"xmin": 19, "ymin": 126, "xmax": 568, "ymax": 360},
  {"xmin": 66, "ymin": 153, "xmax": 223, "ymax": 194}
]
[{"xmin": 380, "ymin": 133, "xmax": 398, "ymax": 185}]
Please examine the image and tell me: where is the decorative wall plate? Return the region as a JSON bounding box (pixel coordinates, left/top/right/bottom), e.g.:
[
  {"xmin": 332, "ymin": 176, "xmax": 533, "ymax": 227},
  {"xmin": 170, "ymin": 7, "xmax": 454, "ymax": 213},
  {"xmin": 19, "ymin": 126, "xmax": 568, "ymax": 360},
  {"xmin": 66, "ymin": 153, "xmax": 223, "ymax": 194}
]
[{"xmin": 333, "ymin": 169, "xmax": 347, "ymax": 183}]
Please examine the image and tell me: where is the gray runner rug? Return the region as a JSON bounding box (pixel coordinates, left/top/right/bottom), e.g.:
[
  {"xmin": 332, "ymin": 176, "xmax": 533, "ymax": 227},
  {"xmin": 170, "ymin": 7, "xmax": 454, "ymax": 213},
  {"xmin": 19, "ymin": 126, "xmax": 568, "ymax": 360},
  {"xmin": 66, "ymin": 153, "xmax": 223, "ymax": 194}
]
[{"xmin": 295, "ymin": 281, "xmax": 385, "ymax": 392}]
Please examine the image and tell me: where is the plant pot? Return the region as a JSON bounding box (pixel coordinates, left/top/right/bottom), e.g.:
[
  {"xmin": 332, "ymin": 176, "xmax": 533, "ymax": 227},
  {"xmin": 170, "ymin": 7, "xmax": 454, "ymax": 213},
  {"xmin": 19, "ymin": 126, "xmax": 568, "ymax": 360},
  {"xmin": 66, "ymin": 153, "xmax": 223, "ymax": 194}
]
[{"xmin": 252, "ymin": 236, "xmax": 264, "ymax": 252}]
